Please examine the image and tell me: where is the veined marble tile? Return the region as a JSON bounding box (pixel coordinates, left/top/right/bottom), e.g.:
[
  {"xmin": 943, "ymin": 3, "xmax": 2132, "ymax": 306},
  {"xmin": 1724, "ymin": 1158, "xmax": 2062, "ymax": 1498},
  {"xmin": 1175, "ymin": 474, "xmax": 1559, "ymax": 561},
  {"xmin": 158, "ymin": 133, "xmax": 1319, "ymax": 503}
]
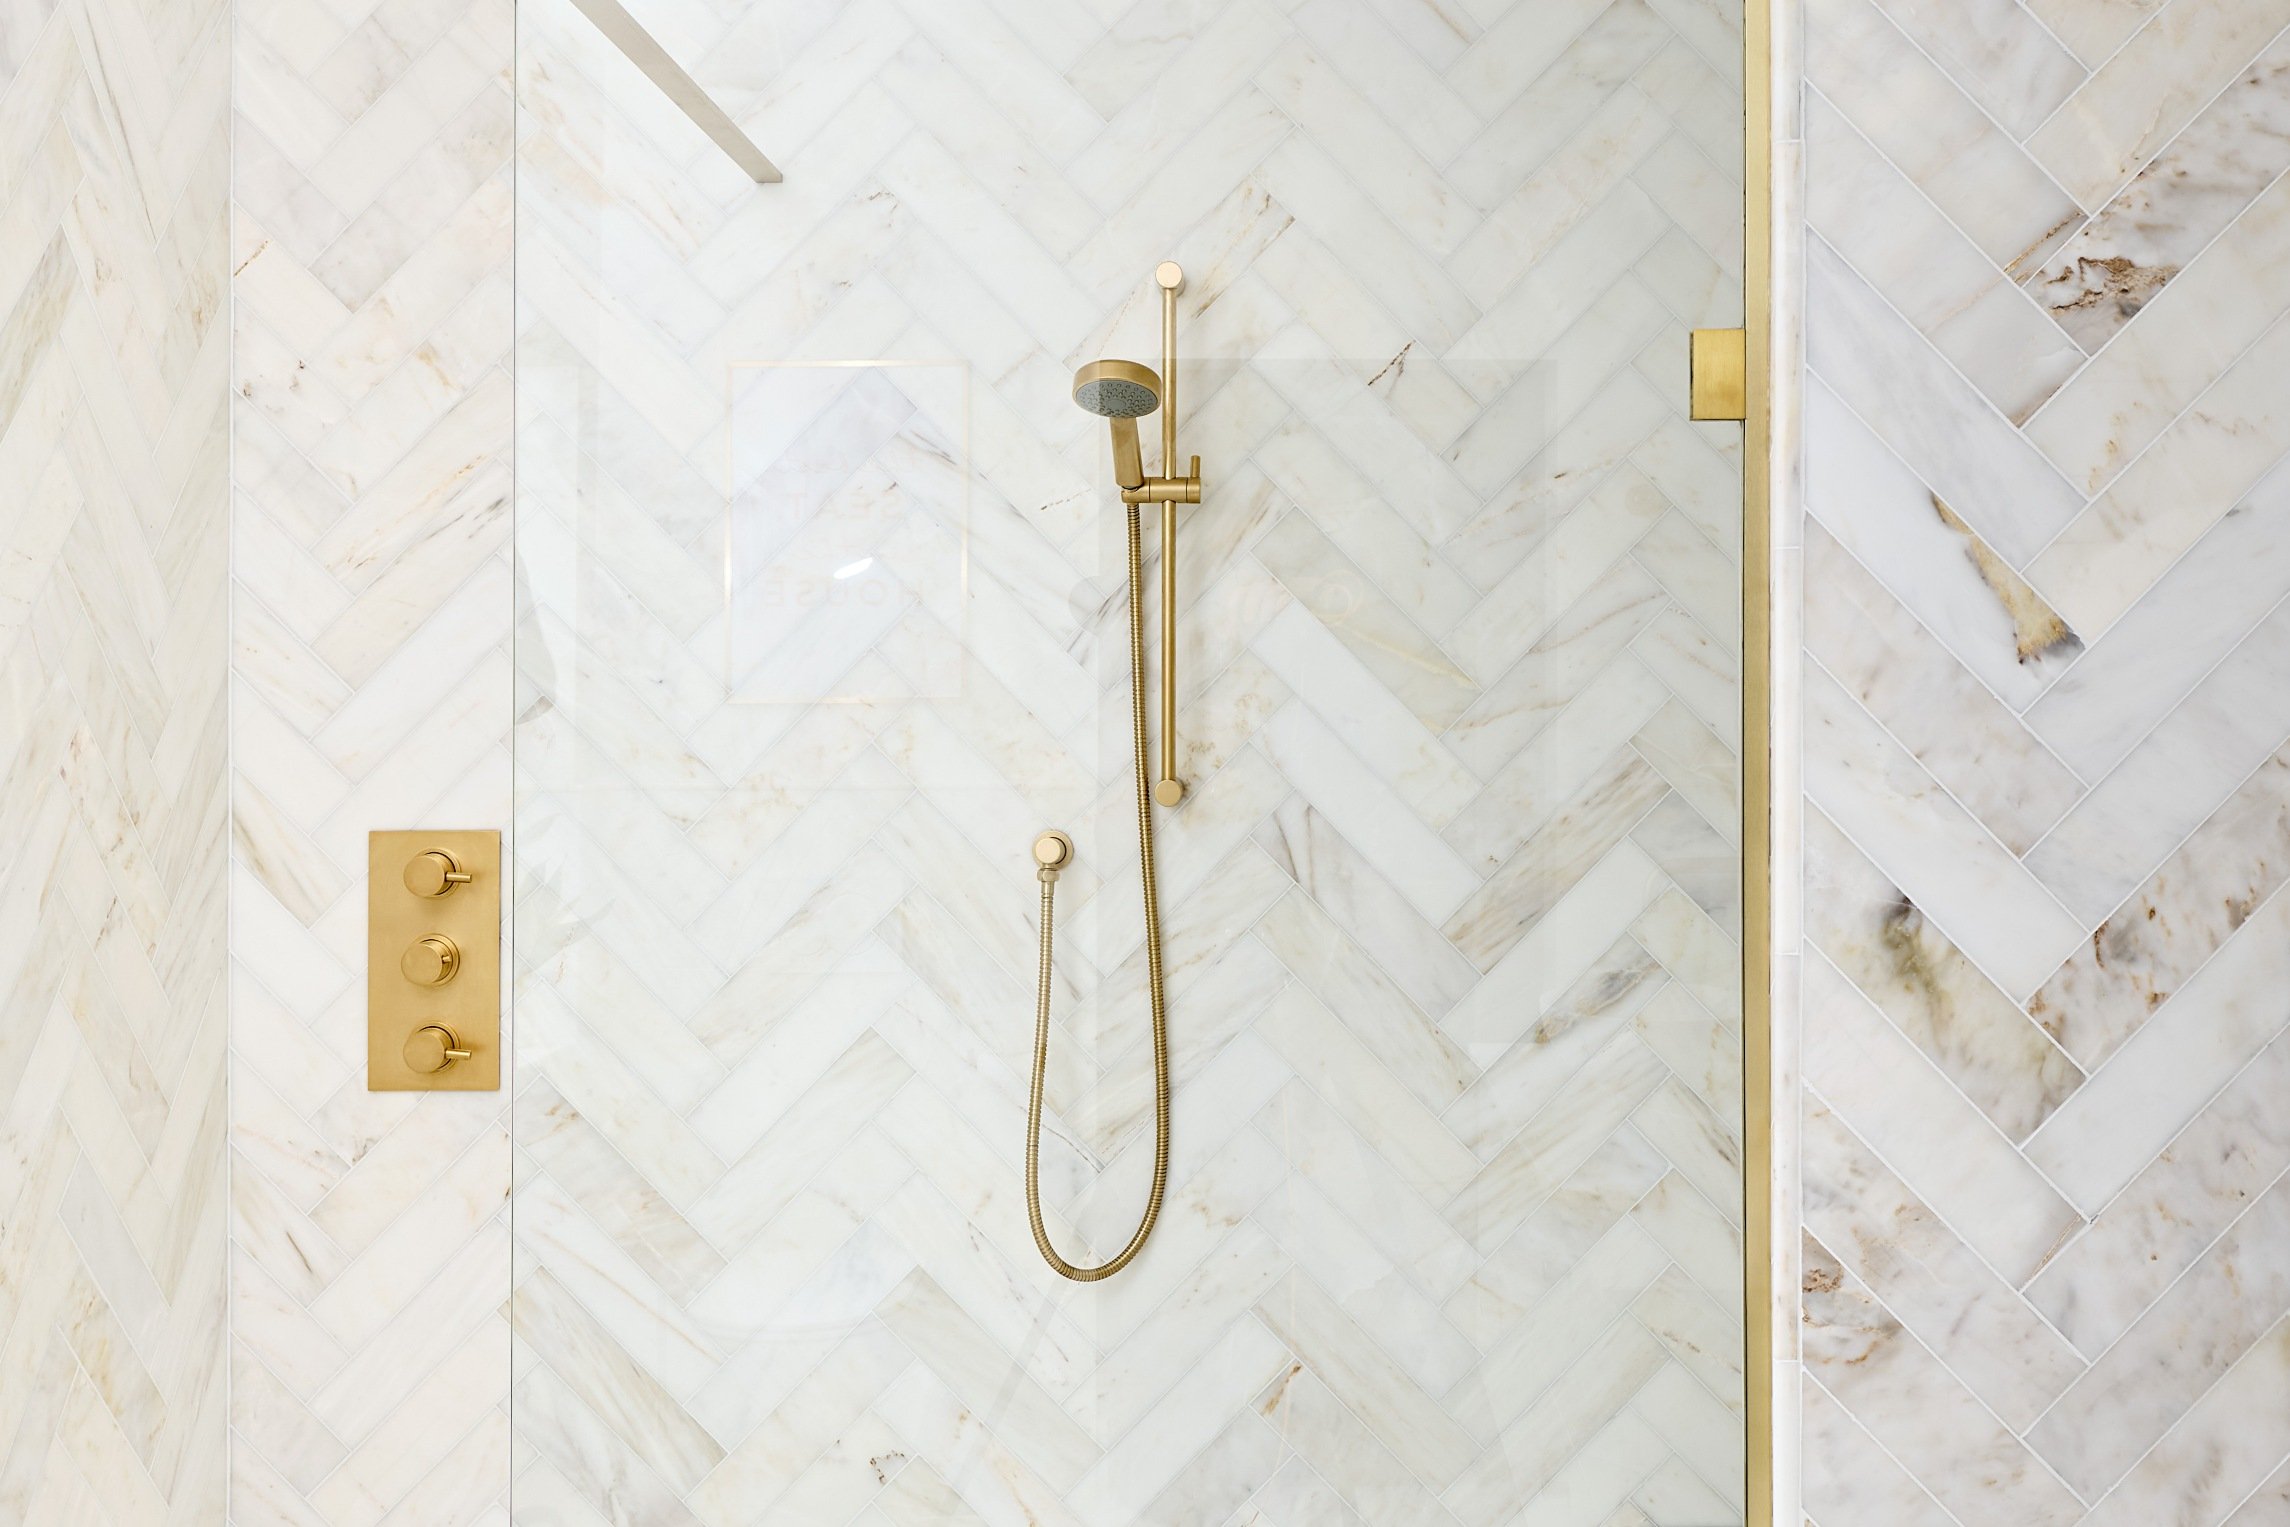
[
  {"xmin": 2026, "ymin": 1029, "xmax": 2290, "ymax": 1357},
  {"xmin": 2025, "ymin": 161, "xmax": 2290, "ymax": 498},
  {"xmin": 1805, "ymin": 664, "xmax": 2084, "ymax": 1001},
  {"xmin": 1808, "ymin": 242, "xmax": 2086, "ymax": 573},
  {"xmin": 2025, "ymin": 32, "xmax": 2290, "ymax": 352},
  {"xmin": 2023, "ymin": 870, "xmax": 2290, "ymax": 1214},
  {"xmin": 1253, "ymin": 510, "xmax": 1479, "ymax": 735},
  {"xmin": 1811, "ymin": 93, "xmax": 2084, "ymax": 428},
  {"xmin": 1445, "ymin": 1319, "xmax": 1672, "ymax": 1527},
  {"xmin": 1799, "ymin": 1234, "xmax": 2084, "ymax": 1527},
  {"xmin": 2030, "ymin": 1180, "xmax": 2290, "ymax": 1499},
  {"xmin": 1867, "ymin": 0, "xmax": 2085, "ymax": 137},
  {"xmin": 2019, "ymin": 0, "xmax": 2165, "ymax": 68},
  {"xmin": 1805, "ymin": 368, "xmax": 2083, "ymax": 714},
  {"xmin": 1805, "ymin": 808, "xmax": 2082, "ymax": 1141},
  {"xmin": 1806, "ymin": 0, "xmax": 2082, "ymax": 274},
  {"xmin": 2029, "ymin": 277, "xmax": 2290, "ymax": 646},
  {"xmin": 2025, "ymin": 465, "xmax": 2290, "ymax": 782},
  {"xmin": 1803, "ymin": 952, "xmax": 2082, "ymax": 1285},
  {"xmin": 2079, "ymin": 1313, "xmax": 2290, "ymax": 1527},
  {"xmin": 1443, "ymin": 754, "xmax": 1670, "ymax": 970},
  {"xmin": 1802, "ymin": 1099, "xmax": 2084, "ymax": 1430},
  {"xmin": 2028, "ymin": 0, "xmax": 2290, "ymax": 212},
  {"xmin": 1806, "ymin": 523, "xmax": 2084, "ymax": 854},
  {"xmin": 1800, "ymin": 1374, "xmax": 1959, "ymax": 1527},
  {"xmin": 2029, "ymin": 737, "xmax": 2290, "ymax": 1062},
  {"xmin": 2026, "ymin": 590, "xmax": 2290, "ymax": 924}
]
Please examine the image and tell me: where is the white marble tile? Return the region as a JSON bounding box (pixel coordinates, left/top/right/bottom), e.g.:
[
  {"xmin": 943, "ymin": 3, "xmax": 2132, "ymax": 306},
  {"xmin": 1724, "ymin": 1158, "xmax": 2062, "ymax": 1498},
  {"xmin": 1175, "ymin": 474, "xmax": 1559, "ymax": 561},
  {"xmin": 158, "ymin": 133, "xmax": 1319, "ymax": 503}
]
[
  {"xmin": 1806, "ymin": 0, "xmax": 2082, "ymax": 272},
  {"xmin": 1803, "ymin": 952, "xmax": 2083, "ymax": 1286},
  {"xmin": 2026, "ymin": 1029, "xmax": 2290, "ymax": 1357},
  {"xmin": 2030, "ymin": 1180, "xmax": 2290, "ymax": 1500},
  {"xmin": 2025, "ymin": 162, "xmax": 2290, "ymax": 497},
  {"xmin": 2025, "ymin": 32, "xmax": 2290, "ymax": 352},
  {"xmin": 2026, "ymin": 591, "xmax": 2290, "ymax": 924},
  {"xmin": 1805, "ymin": 664, "xmax": 2085, "ymax": 1001},
  {"xmin": 1806, "ymin": 522, "xmax": 2085, "ymax": 855},
  {"xmin": 2023, "ymin": 874, "xmax": 2290, "ymax": 1214},
  {"xmin": 2028, "ymin": 0, "xmax": 2290, "ymax": 211},
  {"xmin": 1802, "ymin": 1100, "xmax": 2084, "ymax": 1430},
  {"xmin": 2028, "ymin": 741, "xmax": 2290, "ymax": 1066},
  {"xmin": 1806, "ymin": 89, "xmax": 2084, "ymax": 423},
  {"xmin": 1798, "ymin": 1234, "xmax": 2084, "ymax": 1527},
  {"xmin": 2033, "ymin": 298, "xmax": 2290, "ymax": 633},
  {"xmin": 1804, "ymin": 808, "xmax": 2083, "ymax": 1141},
  {"xmin": 1869, "ymin": 0, "xmax": 2085, "ymax": 136},
  {"xmin": 2019, "ymin": 0, "xmax": 2164, "ymax": 67},
  {"xmin": 1808, "ymin": 240, "xmax": 2086, "ymax": 571},
  {"xmin": 2025, "ymin": 462, "xmax": 2290, "ymax": 782},
  {"xmin": 2080, "ymin": 1312, "xmax": 2290, "ymax": 1527},
  {"xmin": 1800, "ymin": 1374, "xmax": 1959, "ymax": 1527}
]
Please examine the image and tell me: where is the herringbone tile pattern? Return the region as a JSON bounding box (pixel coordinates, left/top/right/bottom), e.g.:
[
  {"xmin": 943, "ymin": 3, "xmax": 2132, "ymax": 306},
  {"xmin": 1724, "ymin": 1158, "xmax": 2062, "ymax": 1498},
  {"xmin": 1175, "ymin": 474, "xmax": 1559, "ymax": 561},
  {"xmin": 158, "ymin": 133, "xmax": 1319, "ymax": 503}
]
[
  {"xmin": 510, "ymin": 1, "xmax": 1749, "ymax": 1523},
  {"xmin": 226, "ymin": 0, "xmax": 516, "ymax": 1516},
  {"xmin": 1800, "ymin": 1, "xmax": 2290, "ymax": 1521},
  {"xmin": 0, "ymin": 0, "xmax": 230, "ymax": 1515}
]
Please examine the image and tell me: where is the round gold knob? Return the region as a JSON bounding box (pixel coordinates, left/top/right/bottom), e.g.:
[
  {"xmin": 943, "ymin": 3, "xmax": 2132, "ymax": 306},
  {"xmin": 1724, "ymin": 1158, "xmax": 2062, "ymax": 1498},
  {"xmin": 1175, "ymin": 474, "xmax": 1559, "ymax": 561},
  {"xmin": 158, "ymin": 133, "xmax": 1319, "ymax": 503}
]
[
  {"xmin": 1032, "ymin": 830, "xmax": 1074, "ymax": 872},
  {"xmin": 1155, "ymin": 260, "xmax": 1185, "ymax": 293},
  {"xmin": 400, "ymin": 936, "xmax": 461, "ymax": 986},
  {"xmin": 404, "ymin": 850, "xmax": 472, "ymax": 897},
  {"xmin": 402, "ymin": 1025, "xmax": 472, "ymax": 1074},
  {"xmin": 1153, "ymin": 778, "xmax": 1186, "ymax": 807}
]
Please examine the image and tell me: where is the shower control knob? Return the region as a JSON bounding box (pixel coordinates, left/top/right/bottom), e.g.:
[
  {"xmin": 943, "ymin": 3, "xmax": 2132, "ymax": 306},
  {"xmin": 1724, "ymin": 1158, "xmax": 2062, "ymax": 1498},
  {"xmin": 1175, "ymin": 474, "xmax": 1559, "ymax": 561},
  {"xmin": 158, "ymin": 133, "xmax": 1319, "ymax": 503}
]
[
  {"xmin": 1156, "ymin": 261, "xmax": 1184, "ymax": 293},
  {"xmin": 402, "ymin": 1025, "xmax": 472, "ymax": 1074},
  {"xmin": 400, "ymin": 936, "xmax": 461, "ymax": 986},
  {"xmin": 403, "ymin": 849, "xmax": 472, "ymax": 897}
]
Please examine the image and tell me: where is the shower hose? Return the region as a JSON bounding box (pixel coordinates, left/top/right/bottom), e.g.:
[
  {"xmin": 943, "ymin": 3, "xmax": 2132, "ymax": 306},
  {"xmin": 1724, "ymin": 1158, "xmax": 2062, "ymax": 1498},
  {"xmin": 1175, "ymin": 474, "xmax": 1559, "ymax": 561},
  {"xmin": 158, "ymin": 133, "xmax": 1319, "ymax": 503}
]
[{"xmin": 1023, "ymin": 501, "xmax": 1172, "ymax": 1282}]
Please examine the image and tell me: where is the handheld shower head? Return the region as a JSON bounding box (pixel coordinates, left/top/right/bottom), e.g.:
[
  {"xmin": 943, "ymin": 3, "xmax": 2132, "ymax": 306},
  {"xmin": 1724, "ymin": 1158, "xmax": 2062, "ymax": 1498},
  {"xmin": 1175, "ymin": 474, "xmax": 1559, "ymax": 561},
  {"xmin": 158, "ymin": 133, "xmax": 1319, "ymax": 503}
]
[
  {"xmin": 1072, "ymin": 359, "xmax": 1161, "ymax": 419},
  {"xmin": 1072, "ymin": 360, "xmax": 1161, "ymax": 490}
]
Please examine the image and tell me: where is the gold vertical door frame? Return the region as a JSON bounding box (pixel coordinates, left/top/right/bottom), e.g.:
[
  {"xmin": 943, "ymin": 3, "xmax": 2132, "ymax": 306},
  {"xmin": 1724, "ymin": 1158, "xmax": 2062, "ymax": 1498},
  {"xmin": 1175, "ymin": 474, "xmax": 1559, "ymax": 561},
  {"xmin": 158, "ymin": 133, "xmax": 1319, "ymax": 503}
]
[{"xmin": 1741, "ymin": 0, "xmax": 1777, "ymax": 1523}]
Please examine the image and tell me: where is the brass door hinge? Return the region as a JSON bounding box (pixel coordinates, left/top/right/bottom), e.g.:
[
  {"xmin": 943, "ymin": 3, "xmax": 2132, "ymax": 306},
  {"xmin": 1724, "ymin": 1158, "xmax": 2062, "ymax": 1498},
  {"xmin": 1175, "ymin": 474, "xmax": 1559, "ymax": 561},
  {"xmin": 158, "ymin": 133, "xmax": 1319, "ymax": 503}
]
[{"xmin": 1690, "ymin": 328, "xmax": 1748, "ymax": 421}]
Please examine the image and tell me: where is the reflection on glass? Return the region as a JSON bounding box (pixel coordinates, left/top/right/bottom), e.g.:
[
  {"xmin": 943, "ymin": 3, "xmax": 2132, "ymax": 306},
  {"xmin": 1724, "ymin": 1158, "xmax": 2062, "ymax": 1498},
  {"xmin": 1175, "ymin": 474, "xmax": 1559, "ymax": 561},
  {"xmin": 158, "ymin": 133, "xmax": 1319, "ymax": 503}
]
[{"xmin": 728, "ymin": 362, "xmax": 967, "ymax": 703}]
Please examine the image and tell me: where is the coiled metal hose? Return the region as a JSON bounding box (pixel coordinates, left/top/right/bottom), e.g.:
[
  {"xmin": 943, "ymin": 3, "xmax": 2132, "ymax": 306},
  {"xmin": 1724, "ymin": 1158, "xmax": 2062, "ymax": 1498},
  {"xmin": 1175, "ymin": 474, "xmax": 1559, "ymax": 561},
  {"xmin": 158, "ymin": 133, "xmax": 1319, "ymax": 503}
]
[{"xmin": 1023, "ymin": 502, "xmax": 1171, "ymax": 1282}]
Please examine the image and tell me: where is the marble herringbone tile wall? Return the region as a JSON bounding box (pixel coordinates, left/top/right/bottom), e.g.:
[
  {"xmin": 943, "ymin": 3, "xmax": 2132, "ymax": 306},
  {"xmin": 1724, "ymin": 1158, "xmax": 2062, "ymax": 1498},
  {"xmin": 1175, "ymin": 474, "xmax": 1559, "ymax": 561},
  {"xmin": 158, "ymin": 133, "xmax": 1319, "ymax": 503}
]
[
  {"xmin": 0, "ymin": 0, "xmax": 231, "ymax": 1511},
  {"xmin": 510, "ymin": 1, "xmax": 1751, "ymax": 1524},
  {"xmin": 1796, "ymin": 1, "xmax": 2290, "ymax": 1522},
  {"xmin": 227, "ymin": 0, "xmax": 517, "ymax": 1514}
]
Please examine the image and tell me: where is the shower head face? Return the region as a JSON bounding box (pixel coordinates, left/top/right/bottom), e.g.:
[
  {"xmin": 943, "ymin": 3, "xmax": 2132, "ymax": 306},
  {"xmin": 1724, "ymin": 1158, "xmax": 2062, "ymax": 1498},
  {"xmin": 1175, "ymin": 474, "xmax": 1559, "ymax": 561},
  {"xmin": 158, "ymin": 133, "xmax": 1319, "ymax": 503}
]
[{"xmin": 1072, "ymin": 359, "xmax": 1161, "ymax": 419}]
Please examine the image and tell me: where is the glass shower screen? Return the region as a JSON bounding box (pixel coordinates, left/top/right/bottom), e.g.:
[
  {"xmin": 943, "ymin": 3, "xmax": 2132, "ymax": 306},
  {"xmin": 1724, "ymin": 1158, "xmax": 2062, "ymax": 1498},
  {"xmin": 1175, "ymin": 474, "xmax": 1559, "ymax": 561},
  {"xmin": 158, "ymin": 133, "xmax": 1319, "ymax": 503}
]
[{"xmin": 508, "ymin": 2, "xmax": 1750, "ymax": 1521}]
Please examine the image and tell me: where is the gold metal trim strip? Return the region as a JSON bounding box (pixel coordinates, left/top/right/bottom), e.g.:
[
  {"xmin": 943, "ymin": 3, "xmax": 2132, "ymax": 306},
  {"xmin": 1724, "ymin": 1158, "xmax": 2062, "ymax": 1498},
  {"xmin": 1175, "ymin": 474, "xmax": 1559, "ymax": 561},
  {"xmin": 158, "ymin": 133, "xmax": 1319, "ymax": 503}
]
[{"xmin": 1743, "ymin": 0, "xmax": 1779, "ymax": 1521}]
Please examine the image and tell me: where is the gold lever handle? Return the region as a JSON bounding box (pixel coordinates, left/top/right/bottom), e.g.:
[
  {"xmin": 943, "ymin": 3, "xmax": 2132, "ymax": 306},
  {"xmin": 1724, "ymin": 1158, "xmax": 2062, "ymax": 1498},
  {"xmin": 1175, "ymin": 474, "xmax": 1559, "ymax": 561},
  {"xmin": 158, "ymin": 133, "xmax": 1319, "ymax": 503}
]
[
  {"xmin": 404, "ymin": 850, "xmax": 472, "ymax": 897},
  {"xmin": 402, "ymin": 1025, "xmax": 473, "ymax": 1073}
]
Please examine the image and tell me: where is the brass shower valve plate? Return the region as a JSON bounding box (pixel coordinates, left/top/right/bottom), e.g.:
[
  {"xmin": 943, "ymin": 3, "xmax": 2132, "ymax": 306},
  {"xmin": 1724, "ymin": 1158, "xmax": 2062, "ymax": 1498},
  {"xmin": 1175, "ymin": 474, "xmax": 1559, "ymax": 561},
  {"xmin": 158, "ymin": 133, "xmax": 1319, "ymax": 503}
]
[{"xmin": 368, "ymin": 829, "xmax": 500, "ymax": 1091}]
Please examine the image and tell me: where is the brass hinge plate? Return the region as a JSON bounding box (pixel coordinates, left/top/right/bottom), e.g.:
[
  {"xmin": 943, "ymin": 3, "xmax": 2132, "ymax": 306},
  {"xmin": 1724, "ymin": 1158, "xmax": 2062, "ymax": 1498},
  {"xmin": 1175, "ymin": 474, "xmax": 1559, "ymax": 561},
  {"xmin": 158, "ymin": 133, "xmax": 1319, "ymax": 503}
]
[{"xmin": 1690, "ymin": 328, "xmax": 1749, "ymax": 422}]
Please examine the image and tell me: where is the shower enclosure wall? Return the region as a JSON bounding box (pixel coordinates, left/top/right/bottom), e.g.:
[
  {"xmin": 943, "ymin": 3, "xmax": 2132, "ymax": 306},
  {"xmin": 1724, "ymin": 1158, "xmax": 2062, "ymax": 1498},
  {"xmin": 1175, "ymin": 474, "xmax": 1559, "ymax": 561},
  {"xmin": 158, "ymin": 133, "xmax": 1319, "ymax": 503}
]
[
  {"xmin": 212, "ymin": 0, "xmax": 1755, "ymax": 1522},
  {"xmin": 508, "ymin": 2, "xmax": 1751, "ymax": 1523}
]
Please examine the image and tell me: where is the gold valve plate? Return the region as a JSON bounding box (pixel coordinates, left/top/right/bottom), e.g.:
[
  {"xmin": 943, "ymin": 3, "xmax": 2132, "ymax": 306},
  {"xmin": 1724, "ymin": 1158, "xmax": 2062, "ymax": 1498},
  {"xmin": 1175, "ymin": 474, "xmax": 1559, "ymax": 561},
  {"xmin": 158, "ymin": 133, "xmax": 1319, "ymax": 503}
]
[{"xmin": 369, "ymin": 829, "xmax": 501, "ymax": 1090}]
